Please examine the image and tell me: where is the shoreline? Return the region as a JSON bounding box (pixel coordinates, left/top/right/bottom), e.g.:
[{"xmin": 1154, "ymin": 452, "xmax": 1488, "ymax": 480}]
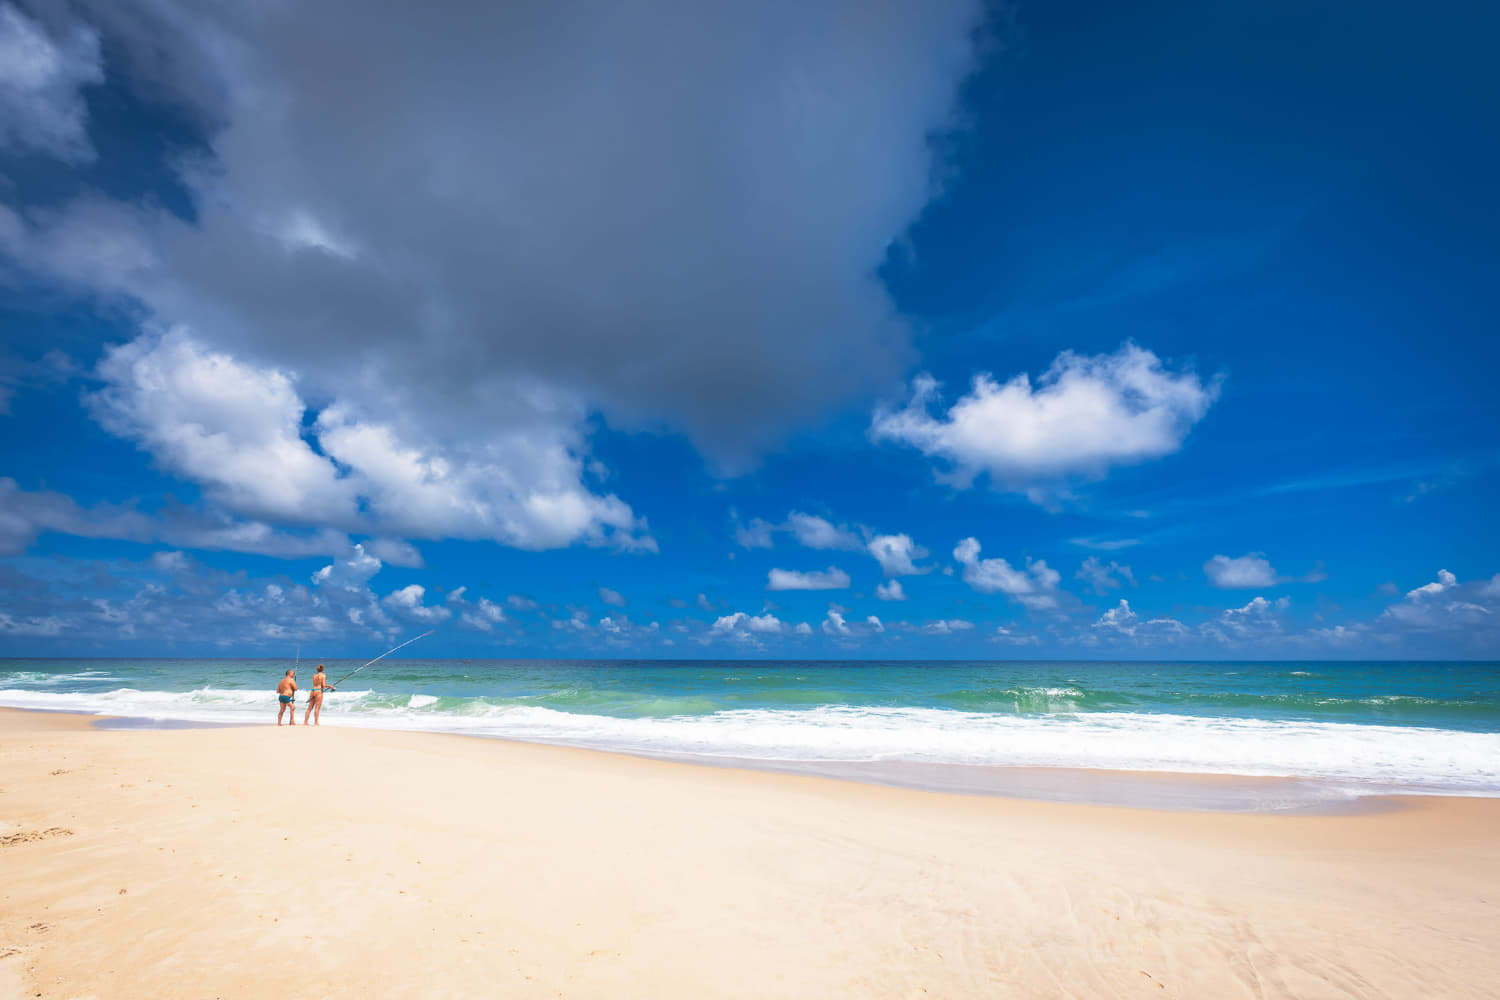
[
  {"xmin": 3, "ymin": 706, "xmax": 1498, "ymax": 998},
  {"xmin": 9, "ymin": 706, "xmax": 1487, "ymax": 813}
]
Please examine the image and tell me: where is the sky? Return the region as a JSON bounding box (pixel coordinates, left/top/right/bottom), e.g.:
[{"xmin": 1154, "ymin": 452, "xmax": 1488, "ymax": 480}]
[{"xmin": 1, "ymin": 0, "xmax": 1497, "ymax": 660}]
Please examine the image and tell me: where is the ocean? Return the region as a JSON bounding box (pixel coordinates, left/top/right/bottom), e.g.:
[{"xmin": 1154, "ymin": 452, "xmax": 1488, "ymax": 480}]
[{"xmin": 3, "ymin": 658, "xmax": 1497, "ymax": 808}]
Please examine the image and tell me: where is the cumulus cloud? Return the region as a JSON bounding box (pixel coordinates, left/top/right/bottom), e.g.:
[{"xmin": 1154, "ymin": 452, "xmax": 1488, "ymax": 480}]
[
  {"xmin": 446, "ymin": 589, "xmax": 507, "ymax": 632},
  {"xmin": 7, "ymin": 0, "xmax": 985, "ymax": 471},
  {"xmin": 380, "ymin": 584, "xmax": 452, "ymax": 624},
  {"xmin": 1406, "ymin": 569, "xmax": 1457, "ymax": 600},
  {"xmin": 737, "ymin": 510, "xmax": 930, "ymax": 579},
  {"xmin": 1381, "ymin": 569, "xmax": 1495, "ymax": 631},
  {"xmin": 867, "ymin": 533, "xmax": 928, "ymax": 576},
  {"xmin": 1203, "ymin": 553, "xmax": 1278, "ymax": 589},
  {"xmin": 1090, "ymin": 599, "xmax": 1187, "ymax": 642},
  {"xmin": 875, "ymin": 579, "xmax": 906, "ymax": 601},
  {"xmin": 821, "ymin": 609, "xmax": 851, "ymax": 636},
  {"xmin": 598, "ymin": 586, "xmax": 626, "ymax": 608},
  {"xmin": 952, "ymin": 537, "xmax": 1061, "ymax": 610},
  {"xmin": 786, "ymin": 512, "xmax": 863, "ymax": 551},
  {"xmin": 1203, "ymin": 595, "xmax": 1289, "ymax": 642},
  {"xmin": 712, "ymin": 611, "xmax": 784, "ymax": 642},
  {"xmin": 91, "ymin": 330, "xmax": 355, "ymax": 524},
  {"xmin": 767, "ymin": 566, "xmax": 850, "ymax": 591},
  {"xmin": 918, "ymin": 618, "xmax": 973, "ymax": 635},
  {"xmin": 871, "ymin": 343, "xmax": 1218, "ymax": 492},
  {"xmin": 312, "ymin": 544, "xmax": 382, "ymax": 592},
  {"xmin": 1075, "ymin": 556, "xmax": 1134, "ymax": 594},
  {"xmin": 595, "ymin": 615, "xmax": 660, "ymax": 645},
  {"xmin": 735, "ymin": 517, "xmax": 776, "ymax": 550},
  {"xmin": 87, "ymin": 330, "xmax": 653, "ymax": 551},
  {"xmin": 0, "ymin": 3, "xmax": 103, "ymax": 163},
  {"xmin": 1204, "ymin": 553, "xmax": 1327, "ymax": 588}
]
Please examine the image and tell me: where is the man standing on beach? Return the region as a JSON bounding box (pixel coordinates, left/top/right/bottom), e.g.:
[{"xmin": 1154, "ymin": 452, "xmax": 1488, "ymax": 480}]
[{"xmin": 276, "ymin": 668, "xmax": 298, "ymax": 726}]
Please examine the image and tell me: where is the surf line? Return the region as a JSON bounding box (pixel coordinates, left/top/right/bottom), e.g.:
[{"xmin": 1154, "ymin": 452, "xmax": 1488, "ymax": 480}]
[{"xmin": 329, "ymin": 630, "xmax": 435, "ymax": 689}]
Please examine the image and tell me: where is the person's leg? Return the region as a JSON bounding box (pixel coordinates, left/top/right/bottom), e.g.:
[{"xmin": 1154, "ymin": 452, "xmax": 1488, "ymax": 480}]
[
  {"xmin": 303, "ymin": 698, "xmax": 312, "ymax": 725},
  {"xmin": 313, "ymin": 698, "xmax": 321, "ymax": 725}
]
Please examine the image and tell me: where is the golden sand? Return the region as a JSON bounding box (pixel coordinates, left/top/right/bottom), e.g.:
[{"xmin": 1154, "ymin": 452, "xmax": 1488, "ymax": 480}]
[{"xmin": 2, "ymin": 708, "xmax": 1496, "ymax": 998}]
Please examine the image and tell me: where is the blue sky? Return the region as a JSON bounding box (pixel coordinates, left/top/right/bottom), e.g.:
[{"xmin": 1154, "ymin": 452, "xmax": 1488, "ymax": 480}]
[{"xmin": 1, "ymin": 0, "xmax": 1496, "ymax": 659}]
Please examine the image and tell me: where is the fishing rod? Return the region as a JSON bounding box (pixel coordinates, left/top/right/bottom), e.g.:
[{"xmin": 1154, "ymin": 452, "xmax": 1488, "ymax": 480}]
[{"xmin": 329, "ymin": 630, "xmax": 434, "ymax": 689}]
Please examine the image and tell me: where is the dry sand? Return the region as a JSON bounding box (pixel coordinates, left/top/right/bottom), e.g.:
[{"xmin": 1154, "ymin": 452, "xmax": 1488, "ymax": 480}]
[{"xmin": 2, "ymin": 707, "xmax": 1496, "ymax": 999}]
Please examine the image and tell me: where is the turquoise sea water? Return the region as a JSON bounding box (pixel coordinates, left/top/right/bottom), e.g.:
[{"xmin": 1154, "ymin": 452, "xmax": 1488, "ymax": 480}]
[{"xmin": 3, "ymin": 658, "xmax": 1497, "ymax": 801}]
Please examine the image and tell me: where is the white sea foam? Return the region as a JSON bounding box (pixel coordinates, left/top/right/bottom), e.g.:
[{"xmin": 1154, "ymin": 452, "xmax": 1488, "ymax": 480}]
[
  {"xmin": 0, "ymin": 670, "xmax": 126, "ymax": 685},
  {"xmin": 2, "ymin": 687, "xmax": 1496, "ymax": 795}
]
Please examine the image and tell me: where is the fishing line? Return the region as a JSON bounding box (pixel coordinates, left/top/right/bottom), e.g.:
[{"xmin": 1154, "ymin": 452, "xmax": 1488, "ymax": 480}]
[{"xmin": 330, "ymin": 630, "xmax": 434, "ymax": 689}]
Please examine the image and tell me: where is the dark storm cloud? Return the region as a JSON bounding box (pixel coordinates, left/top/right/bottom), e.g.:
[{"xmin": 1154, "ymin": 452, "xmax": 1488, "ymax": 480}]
[{"xmin": 12, "ymin": 0, "xmax": 984, "ymax": 465}]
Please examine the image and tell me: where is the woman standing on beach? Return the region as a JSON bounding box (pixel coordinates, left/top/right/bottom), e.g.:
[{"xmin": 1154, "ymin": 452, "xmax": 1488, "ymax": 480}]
[{"xmin": 303, "ymin": 665, "xmax": 336, "ymax": 726}]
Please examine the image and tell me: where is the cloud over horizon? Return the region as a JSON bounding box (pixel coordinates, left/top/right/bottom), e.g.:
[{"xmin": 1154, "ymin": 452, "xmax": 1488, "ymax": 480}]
[{"xmin": 872, "ymin": 343, "xmax": 1219, "ymax": 495}]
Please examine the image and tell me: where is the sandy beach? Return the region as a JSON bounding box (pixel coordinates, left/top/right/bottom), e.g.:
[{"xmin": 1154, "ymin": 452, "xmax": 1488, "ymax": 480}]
[{"xmin": 2, "ymin": 708, "xmax": 1497, "ymax": 999}]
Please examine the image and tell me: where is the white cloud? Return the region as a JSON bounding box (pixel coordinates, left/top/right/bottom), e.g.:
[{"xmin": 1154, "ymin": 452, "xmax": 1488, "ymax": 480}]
[
  {"xmin": 920, "ymin": 618, "xmax": 974, "ymax": 634},
  {"xmin": 459, "ymin": 597, "xmax": 507, "ymax": 632},
  {"xmin": 787, "ymin": 511, "xmax": 862, "ymax": 551},
  {"xmin": 363, "ymin": 538, "xmax": 424, "ymax": 568},
  {"xmin": 91, "ymin": 330, "xmax": 355, "ymax": 525},
  {"xmin": 0, "ymin": 4, "xmax": 103, "ymax": 163},
  {"xmin": 1406, "ymin": 568, "xmax": 1457, "ymax": 600},
  {"xmin": 992, "ymin": 626, "xmax": 1042, "ymax": 646},
  {"xmin": 552, "ymin": 609, "xmax": 591, "ymax": 632},
  {"xmin": 866, "ymin": 615, "xmax": 884, "ymax": 632},
  {"xmin": 767, "ymin": 566, "xmax": 850, "ymax": 591},
  {"xmin": 598, "ymin": 586, "xmax": 627, "ymax": 607},
  {"xmin": 952, "ymin": 537, "xmax": 1061, "ymax": 609},
  {"xmin": 380, "ymin": 584, "xmax": 452, "ymax": 624},
  {"xmin": 735, "ymin": 517, "xmax": 776, "ymax": 549},
  {"xmin": 875, "ymin": 579, "xmax": 906, "ymax": 601},
  {"xmin": 150, "ymin": 550, "xmax": 190, "ymax": 573},
  {"xmin": 312, "ymin": 544, "xmax": 383, "ymax": 594},
  {"xmin": 1204, "ymin": 596, "xmax": 1288, "ymax": 641},
  {"xmin": 1075, "ymin": 556, "xmax": 1134, "ymax": 594},
  {"xmin": 1204, "ymin": 553, "xmax": 1278, "ymax": 589},
  {"xmin": 872, "ymin": 343, "xmax": 1218, "ymax": 492},
  {"xmin": 1093, "ymin": 598, "xmax": 1139, "ymax": 634},
  {"xmin": 1087, "ymin": 599, "xmax": 1185, "ymax": 644},
  {"xmin": 867, "ymin": 533, "xmax": 927, "ymax": 576},
  {"xmin": 596, "ymin": 616, "xmax": 660, "ymax": 644},
  {"xmin": 1382, "ymin": 570, "xmax": 1496, "ymax": 631},
  {"xmin": 88, "ymin": 330, "xmax": 654, "ymax": 552},
  {"xmin": 822, "ymin": 609, "xmax": 851, "ymax": 636},
  {"xmin": 793, "ymin": 622, "xmax": 813, "ymax": 636},
  {"xmin": 712, "ymin": 611, "xmax": 784, "ymax": 641}
]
